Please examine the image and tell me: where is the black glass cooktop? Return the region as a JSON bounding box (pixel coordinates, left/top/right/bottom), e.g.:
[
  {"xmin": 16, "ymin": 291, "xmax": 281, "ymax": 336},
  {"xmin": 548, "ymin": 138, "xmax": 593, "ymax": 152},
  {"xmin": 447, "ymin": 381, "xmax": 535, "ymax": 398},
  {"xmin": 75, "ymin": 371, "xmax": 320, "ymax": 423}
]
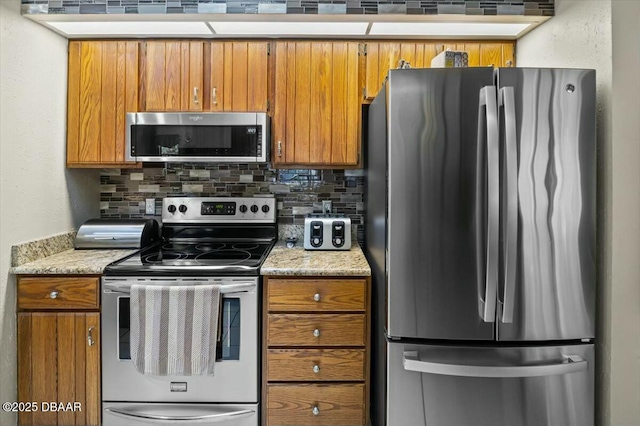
[{"xmin": 105, "ymin": 240, "xmax": 275, "ymax": 276}]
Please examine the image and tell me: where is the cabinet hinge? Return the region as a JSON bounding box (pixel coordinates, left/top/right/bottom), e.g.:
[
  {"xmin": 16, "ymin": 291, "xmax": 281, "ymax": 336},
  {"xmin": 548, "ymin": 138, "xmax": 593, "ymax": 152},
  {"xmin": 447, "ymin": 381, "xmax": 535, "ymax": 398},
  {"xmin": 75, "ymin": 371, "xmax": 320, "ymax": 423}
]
[
  {"xmin": 267, "ymin": 44, "xmax": 271, "ymax": 56},
  {"xmin": 266, "ymin": 99, "xmax": 270, "ymax": 111},
  {"xmin": 362, "ymin": 87, "xmax": 367, "ymax": 99},
  {"xmin": 363, "ymin": 43, "xmax": 368, "ymax": 56}
]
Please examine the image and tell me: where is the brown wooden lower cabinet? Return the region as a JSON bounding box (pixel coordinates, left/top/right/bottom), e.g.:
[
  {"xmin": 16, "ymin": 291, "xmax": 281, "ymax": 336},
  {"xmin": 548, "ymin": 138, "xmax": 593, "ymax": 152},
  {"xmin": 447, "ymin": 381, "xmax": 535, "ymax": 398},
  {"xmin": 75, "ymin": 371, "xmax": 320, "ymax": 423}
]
[
  {"xmin": 263, "ymin": 276, "xmax": 371, "ymax": 426},
  {"xmin": 267, "ymin": 384, "xmax": 365, "ymax": 426},
  {"xmin": 17, "ymin": 276, "xmax": 101, "ymax": 426}
]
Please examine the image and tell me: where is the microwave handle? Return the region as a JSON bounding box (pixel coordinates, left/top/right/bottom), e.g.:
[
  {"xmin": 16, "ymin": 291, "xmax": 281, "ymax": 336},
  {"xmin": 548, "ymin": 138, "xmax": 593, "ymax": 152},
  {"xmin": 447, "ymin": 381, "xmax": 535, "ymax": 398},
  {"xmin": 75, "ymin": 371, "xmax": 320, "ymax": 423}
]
[{"xmin": 105, "ymin": 407, "xmax": 255, "ymax": 424}]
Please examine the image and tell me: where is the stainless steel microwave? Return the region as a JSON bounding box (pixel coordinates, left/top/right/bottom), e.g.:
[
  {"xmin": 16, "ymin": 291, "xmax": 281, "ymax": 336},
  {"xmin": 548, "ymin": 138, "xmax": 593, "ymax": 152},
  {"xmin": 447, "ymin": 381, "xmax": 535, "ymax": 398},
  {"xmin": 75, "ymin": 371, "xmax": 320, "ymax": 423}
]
[{"xmin": 125, "ymin": 112, "xmax": 269, "ymax": 163}]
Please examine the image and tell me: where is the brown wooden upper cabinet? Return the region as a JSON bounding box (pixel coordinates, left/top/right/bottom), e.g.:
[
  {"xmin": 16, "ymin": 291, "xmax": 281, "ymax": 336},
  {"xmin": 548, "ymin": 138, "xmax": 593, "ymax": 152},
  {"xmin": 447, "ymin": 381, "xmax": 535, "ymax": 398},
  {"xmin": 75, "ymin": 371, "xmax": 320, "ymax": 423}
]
[
  {"xmin": 67, "ymin": 40, "xmax": 140, "ymax": 167},
  {"xmin": 273, "ymin": 41, "xmax": 361, "ymax": 167},
  {"xmin": 142, "ymin": 41, "xmax": 204, "ymax": 111},
  {"xmin": 142, "ymin": 41, "xmax": 269, "ymax": 112},
  {"xmin": 363, "ymin": 41, "xmax": 516, "ymax": 100},
  {"xmin": 207, "ymin": 41, "xmax": 269, "ymax": 112}
]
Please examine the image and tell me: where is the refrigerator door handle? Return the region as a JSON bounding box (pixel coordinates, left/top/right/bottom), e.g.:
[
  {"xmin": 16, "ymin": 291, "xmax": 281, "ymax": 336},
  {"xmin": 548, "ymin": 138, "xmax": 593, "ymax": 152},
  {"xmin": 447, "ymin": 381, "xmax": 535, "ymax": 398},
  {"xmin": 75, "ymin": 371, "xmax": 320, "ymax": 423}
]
[
  {"xmin": 403, "ymin": 351, "xmax": 587, "ymax": 378},
  {"xmin": 476, "ymin": 85, "xmax": 499, "ymax": 323},
  {"xmin": 499, "ymin": 86, "xmax": 518, "ymax": 323}
]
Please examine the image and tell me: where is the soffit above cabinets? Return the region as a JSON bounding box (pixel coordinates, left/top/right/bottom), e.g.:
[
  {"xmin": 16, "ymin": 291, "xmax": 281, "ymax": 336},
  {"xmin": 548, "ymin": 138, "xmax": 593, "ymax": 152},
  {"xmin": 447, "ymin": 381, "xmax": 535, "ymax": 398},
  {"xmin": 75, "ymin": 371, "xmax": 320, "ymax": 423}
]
[{"xmin": 23, "ymin": 13, "xmax": 549, "ymax": 40}]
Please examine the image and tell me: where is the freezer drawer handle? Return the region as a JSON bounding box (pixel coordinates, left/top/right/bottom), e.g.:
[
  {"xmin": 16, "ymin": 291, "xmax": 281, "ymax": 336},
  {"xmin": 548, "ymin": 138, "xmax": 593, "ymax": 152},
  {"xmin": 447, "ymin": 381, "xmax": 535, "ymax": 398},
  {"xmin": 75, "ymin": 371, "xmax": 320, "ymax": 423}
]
[
  {"xmin": 104, "ymin": 407, "xmax": 255, "ymax": 424},
  {"xmin": 402, "ymin": 351, "xmax": 587, "ymax": 378}
]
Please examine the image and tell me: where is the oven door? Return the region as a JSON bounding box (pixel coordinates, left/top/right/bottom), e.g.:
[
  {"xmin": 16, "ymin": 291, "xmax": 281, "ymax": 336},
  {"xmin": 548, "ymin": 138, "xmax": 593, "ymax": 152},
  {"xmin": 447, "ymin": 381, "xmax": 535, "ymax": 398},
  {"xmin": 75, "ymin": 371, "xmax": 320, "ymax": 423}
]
[{"xmin": 101, "ymin": 277, "xmax": 258, "ymax": 403}]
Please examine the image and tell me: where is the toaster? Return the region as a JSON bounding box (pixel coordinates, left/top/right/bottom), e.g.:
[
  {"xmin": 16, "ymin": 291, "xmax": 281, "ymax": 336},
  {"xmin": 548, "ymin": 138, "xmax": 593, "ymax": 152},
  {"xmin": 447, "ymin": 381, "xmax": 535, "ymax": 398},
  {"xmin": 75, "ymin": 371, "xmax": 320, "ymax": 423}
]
[{"xmin": 304, "ymin": 214, "xmax": 351, "ymax": 250}]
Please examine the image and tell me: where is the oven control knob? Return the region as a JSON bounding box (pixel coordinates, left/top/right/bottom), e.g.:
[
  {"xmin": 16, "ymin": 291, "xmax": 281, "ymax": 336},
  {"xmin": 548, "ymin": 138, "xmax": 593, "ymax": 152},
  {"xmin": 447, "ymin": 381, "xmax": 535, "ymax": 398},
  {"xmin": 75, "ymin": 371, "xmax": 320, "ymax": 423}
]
[
  {"xmin": 239, "ymin": 204, "xmax": 248, "ymax": 213},
  {"xmin": 167, "ymin": 205, "xmax": 177, "ymax": 214},
  {"xmin": 261, "ymin": 205, "xmax": 270, "ymax": 213},
  {"xmin": 179, "ymin": 205, "xmax": 188, "ymax": 213},
  {"xmin": 250, "ymin": 205, "xmax": 259, "ymax": 213}
]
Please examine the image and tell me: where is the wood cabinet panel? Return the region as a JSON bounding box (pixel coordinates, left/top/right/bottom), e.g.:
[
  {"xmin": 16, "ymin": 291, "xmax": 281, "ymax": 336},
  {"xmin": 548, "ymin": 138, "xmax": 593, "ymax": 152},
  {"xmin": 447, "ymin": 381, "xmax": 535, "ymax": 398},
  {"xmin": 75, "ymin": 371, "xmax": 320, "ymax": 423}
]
[
  {"xmin": 18, "ymin": 277, "xmax": 99, "ymax": 310},
  {"xmin": 143, "ymin": 41, "xmax": 204, "ymax": 111},
  {"xmin": 273, "ymin": 41, "xmax": 360, "ymax": 167},
  {"xmin": 67, "ymin": 40, "xmax": 139, "ymax": 167},
  {"xmin": 18, "ymin": 312, "xmax": 100, "ymax": 426},
  {"xmin": 267, "ymin": 383, "xmax": 365, "ymax": 426},
  {"xmin": 363, "ymin": 41, "xmax": 516, "ymax": 100},
  {"xmin": 268, "ymin": 279, "xmax": 366, "ymax": 312},
  {"xmin": 267, "ymin": 313, "xmax": 365, "ymax": 347},
  {"xmin": 205, "ymin": 41, "xmax": 269, "ymax": 112},
  {"xmin": 267, "ymin": 349, "xmax": 365, "ymax": 382}
]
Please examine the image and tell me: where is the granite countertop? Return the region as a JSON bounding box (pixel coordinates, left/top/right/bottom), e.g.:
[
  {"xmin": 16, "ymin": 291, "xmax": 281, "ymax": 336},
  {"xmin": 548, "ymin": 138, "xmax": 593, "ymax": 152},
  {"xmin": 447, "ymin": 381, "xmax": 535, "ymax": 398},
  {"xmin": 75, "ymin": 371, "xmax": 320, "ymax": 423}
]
[
  {"xmin": 261, "ymin": 241, "xmax": 371, "ymax": 276},
  {"xmin": 10, "ymin": 249, "xmax": 138, "ymax": 275}
]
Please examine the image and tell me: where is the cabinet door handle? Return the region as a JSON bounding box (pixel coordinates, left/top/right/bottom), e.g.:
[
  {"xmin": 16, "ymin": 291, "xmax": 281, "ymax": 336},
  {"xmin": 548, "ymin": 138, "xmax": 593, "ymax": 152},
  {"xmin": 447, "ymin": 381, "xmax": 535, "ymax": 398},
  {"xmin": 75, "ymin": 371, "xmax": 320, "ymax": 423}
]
[
  {"xmin": 313, "ymin": 365, "xmax": 320, "ymax": 374},
  {"xmin": 277, "ymin": 141, "xmax": 282, "ymax": 157},
  {"xmin": 313, "ymin": 293, "xmax": 321, "ymax": 302},
  {"xmin": 312, "ymin": 406, "xmax": 320, "ymax": 416},
  {"xmin": 212, "ymin": 87, "xmax": 217, "ymax": 106},
  {"xmin": 88, "ymin": 326, "xmax": 95, "ymax": 347},
  {"xmin": 49, "ymin": 291, "xmax": 59, "ymax": 299},
  {"xmin": 313, "ymin": 329, "xmax": 320, "ymax": 338},
  {"xmin": 193, "ymin": 87, "xmax": 199, "ymax": 104}
]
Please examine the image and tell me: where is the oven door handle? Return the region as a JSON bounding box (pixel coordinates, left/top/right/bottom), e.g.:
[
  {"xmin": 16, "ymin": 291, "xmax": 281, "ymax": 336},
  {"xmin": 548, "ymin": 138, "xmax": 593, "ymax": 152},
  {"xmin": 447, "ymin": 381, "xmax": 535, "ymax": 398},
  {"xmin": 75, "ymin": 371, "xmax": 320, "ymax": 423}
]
[
  {"xmin": 103, "ymin": 282, "xmax": 257, "ymax": 295},
  {"xmin": 104, "ymin": 407, "xmax": 255, "ymax": 424}
]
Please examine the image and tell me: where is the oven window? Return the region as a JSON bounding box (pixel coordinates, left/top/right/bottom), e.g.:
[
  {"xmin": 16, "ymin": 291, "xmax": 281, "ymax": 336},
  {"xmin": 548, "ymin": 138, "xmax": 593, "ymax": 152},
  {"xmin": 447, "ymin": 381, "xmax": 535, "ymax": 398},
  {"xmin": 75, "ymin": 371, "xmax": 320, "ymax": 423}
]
[
  {"xmin": 131, "ymin": 125, "xmax": 259, "ymax": 158},
  {"xmin": 118, "ymin": 297, "xmax": 241, "ymax": 361}
]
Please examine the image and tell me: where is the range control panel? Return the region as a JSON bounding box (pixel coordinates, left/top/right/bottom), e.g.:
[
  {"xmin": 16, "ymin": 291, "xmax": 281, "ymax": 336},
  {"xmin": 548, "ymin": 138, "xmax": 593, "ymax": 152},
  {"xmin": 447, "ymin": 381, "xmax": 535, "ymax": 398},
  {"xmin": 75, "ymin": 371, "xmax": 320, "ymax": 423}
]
[{"xmin": 162, "ymin": 197, "xmax": 276, "ymax": 223}]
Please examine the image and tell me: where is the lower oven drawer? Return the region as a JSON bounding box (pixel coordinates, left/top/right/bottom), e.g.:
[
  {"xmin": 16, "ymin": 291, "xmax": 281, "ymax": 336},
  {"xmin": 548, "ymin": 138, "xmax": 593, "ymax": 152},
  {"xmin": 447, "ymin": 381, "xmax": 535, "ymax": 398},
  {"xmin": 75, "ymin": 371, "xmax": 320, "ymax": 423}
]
[
  {"xmin": 103, "ymin": 403, "xmax": 258, "ymax": 426},
  {"xmin": 266, "ymin": 383, "xmax": 365, "ymax": 426}
]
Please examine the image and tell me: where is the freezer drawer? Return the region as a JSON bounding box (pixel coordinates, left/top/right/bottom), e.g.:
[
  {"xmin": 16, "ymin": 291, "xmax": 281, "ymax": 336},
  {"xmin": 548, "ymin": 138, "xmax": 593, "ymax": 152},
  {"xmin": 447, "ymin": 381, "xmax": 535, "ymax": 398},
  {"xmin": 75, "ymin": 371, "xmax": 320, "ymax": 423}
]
[
  {"xmin": 103, "ymin": 403, "xmax": 258, "ymax": 426},
  {"xmin": 388, "ymin": 343, "xmax": 593, "ymax": 426}
]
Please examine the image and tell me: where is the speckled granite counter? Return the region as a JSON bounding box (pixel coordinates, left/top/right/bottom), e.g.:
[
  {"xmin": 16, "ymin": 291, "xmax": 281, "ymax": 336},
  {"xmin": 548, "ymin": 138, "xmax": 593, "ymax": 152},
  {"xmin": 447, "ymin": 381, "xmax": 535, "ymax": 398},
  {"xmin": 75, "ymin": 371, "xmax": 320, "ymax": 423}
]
[
  {"xmin": 10, "ymin": 249, "xmax": 137, "ymax": 275},
  {"xmin": 261, "ymin": 241, "xmax": 371, "ymax": 276}
]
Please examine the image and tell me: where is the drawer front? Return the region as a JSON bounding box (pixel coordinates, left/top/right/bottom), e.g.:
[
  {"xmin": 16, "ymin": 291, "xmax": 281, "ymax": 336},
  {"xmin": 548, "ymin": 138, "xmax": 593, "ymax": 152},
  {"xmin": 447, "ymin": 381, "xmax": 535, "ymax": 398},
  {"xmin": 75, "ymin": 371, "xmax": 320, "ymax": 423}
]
[
  {"xmin": 267, "ymin": 349, "xmax": 365, "ymax": 381},
  {"xmin": 18, "ymin": 277, "xmax": 99, "ymax": 310},
  {"xmin": 267, "ymin": 314, "xmax": 365, "ymax": 347},
  {"xmin": 267, "ymin": 383, "xmax": 365, "ymax": 426},
  {"xmin": 268, "ymin": 279, "xmax": 366, "ymax": 312}
]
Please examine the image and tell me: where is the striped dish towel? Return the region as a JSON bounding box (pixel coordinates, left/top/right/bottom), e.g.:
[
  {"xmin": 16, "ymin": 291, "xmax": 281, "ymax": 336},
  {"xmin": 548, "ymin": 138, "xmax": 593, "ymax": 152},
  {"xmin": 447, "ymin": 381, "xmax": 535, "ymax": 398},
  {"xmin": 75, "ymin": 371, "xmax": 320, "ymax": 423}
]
[{"xmin": 130, "ymin": 284, "xmax": 221, "ymax": 376}]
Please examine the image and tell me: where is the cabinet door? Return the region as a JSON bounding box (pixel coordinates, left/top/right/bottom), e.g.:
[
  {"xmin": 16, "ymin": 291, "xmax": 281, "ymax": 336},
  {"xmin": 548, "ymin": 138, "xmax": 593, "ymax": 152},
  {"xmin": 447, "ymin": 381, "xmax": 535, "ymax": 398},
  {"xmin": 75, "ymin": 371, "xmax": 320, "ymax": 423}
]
[
  {"xmin": 18, "ymin": 312, "xmax": 100, "ymax": 426},
  {"xmin": 273, "ymin": 41, "xmax": 360, "ymax": 166},
  {"xmin": 67, "ymin": 40, "xmax": 139, "ymax": 167},
  {"xmin": 207, "ymin": 41, "xmax": 269, "ymax": 112},
  {"xmin": 143, "ymin": 41, "xmax": 204, "ymax": 111},
  {"xmin": 364, "ymin": 42, "xmax": 439, "ymax": 100},
  {"xmin": 363, "ymin": 41, "xmax": 516, "ymax": 100}
]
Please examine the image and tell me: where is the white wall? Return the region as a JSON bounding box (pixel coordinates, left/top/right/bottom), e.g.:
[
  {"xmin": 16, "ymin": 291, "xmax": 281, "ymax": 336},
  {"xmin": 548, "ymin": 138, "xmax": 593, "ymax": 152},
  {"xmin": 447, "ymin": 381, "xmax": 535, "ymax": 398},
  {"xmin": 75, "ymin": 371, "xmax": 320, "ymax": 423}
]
[
  {"xmin": 0, "ymin": 1, "xmax": 99, "ymax": 424},
  {"xmin": 609, "ymin": 1, "xmax": 640, "ymax": 425},
  {"xmin": 518, "ymin": 0, "xmax": 640, "ymax": 425}
]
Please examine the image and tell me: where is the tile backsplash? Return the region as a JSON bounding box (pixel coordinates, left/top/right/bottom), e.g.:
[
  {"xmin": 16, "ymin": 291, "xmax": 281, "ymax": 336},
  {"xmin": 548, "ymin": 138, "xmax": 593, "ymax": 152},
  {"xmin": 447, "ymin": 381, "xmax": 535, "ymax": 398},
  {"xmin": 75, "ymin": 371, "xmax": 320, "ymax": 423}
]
[{"xmin": 100, "ymin": 163, "xmax": 365, "ymax": 243}]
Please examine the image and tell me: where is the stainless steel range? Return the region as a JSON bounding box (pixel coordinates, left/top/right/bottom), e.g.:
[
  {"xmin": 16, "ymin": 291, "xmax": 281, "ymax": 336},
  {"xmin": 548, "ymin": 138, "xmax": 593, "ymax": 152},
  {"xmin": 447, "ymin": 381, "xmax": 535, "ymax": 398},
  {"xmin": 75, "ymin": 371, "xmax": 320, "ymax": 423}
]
[{"xmin": 101, "ymin": 197, "xmax": 276, "ymax": 426}]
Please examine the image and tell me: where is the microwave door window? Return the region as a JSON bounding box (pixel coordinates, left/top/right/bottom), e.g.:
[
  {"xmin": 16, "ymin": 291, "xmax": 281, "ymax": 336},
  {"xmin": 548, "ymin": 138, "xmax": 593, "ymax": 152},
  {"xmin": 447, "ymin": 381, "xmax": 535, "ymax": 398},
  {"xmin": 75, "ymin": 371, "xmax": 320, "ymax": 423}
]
[{"xmin": 133, "ymin": 125, "xmax": 257, "ymax": 158}]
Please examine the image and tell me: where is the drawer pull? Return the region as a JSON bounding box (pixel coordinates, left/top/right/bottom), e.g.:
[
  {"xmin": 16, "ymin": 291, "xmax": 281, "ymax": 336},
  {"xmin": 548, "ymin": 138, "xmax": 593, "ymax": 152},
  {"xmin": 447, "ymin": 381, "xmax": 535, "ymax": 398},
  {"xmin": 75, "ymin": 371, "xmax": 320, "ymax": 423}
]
[
  {"xmin": 88, "ymin": 326, "xmax": 95, "ymax": 347},
  {"xmin": 313, "ymin": 364, "xmax": 320, "ymax": 374},
  {"xmin": 313, "ymin": 329, "xmax": 320, "ymax": 338},
  {"xmin": 49, "ymin": 291, "xmax": 59, "ymax": 299},
  {"xmin": 313, "ymin": 293, "xmax": 321, "ymax": 302},
  {"xmin": 312, "ymin": 406, "xmax": 320, "ymax": 416}
]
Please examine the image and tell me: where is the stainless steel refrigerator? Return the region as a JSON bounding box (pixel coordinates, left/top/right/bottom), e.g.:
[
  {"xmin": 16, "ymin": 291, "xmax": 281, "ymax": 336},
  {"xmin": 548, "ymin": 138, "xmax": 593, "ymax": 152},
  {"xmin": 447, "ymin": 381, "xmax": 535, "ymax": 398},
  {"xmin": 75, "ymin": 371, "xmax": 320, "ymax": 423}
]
[{"xmin": 364, "ymin": 67, "xmax": 595, "ymax": 426}]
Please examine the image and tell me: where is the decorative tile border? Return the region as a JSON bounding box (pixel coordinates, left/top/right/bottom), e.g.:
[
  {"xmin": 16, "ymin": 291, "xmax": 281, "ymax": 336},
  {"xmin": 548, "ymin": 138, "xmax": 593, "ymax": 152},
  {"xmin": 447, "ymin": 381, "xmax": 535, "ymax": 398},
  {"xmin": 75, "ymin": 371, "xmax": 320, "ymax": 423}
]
[
  {"xmin": 22, "ymin": 0, "xmax": 554, "ymax": 16},
  {"xmin": 11, "ymin": 230, "xmax": 76, "ymax": 267},
  {"xmin": 99, "ymin": 163, "xmax": 365, "ymax": 243}
]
